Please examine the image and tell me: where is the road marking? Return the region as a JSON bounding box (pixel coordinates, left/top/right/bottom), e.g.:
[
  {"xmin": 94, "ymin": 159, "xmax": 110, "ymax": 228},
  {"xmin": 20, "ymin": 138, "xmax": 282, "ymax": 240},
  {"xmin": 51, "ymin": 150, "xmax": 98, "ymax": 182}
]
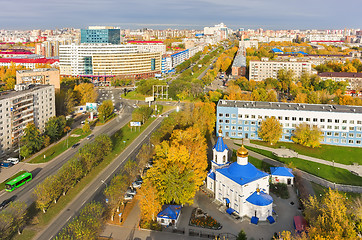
[{"xmin": 0, "ymin": 191, "xmax": 6, "ymax": 197}]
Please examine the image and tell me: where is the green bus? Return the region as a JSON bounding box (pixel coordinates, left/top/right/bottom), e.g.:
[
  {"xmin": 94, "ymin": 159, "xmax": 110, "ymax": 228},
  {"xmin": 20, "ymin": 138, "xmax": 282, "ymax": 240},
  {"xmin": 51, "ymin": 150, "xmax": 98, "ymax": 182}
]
[{"xmin": 5, "ymin": 172, "xmax": 33, "ymax": 192}]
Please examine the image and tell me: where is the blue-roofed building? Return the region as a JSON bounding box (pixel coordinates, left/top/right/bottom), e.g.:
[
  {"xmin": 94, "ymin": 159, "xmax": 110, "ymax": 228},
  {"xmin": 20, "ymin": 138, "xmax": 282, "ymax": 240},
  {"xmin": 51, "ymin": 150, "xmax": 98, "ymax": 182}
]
[
  {"xmin": 270, "ymin": 167, "xmax": 294, "ymax": 185},
  {"xmin": 157, "ymin": 205, "xmax": 182, "ymax": 226},
  {"xmin": 272, "ymin": 48, "xmax": 283, "ymax": 54},
  {"xmin": 207, "ymin": 130, "xmax": 273, "ymax": 221}
]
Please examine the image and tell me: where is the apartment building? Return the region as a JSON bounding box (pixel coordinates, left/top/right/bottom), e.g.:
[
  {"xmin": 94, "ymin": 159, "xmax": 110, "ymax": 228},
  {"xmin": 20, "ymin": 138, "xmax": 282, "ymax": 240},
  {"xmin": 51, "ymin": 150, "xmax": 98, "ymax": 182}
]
[
  {"xmin": 216, "ymin": 100, "xmax": 362, "ymax": 147},
  {"xmin": 318, "ymin": 72, "xmax": 362, "ymax": 90},
  {"xmin": 0, "ymin": 85, "xmax": 55, "ymax": 154},
  {"xmin": 16, "ymin": 68, "xmax": 60, "ymax": 89},
  {"xmin": 0, "ymin": 58, "xmax": 59, "ymax": 69},
  {"xmin": 249, "ymin": 59, "xmax": 312, "ymax": 81},
  {"xmin": 81, "ymin": 27, "xmax": 120, "ymax": 44}
]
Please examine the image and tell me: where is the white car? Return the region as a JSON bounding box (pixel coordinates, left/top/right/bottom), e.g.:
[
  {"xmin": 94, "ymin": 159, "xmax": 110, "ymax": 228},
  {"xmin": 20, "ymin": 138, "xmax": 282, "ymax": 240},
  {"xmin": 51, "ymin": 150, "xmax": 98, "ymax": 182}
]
[
  {"xmin": 7, "ymin": 158, "xmax": 19, "ymax": 165},
  {"xmin": 132, "ymin": 180, "xmax": 143, "ymax": 188},
  {"xmin": 126, "ymin": 188, "xmax": 137, "ymax": 195},
  {"xmin": 124, "ymin": 194, "xmax": 134, "ymax": 201}
]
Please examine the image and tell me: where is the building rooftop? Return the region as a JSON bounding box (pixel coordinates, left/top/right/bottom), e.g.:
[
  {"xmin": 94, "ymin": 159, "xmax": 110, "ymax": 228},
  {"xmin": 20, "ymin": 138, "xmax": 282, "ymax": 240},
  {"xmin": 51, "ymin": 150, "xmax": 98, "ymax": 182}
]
[
  {"xmin": 17, "ymin": 68, "xmax": 59, "ymax": 74},
  {"xmin": 318, "ymin": 72, "xmax": 362, "ymax": 78},
  {"xmin": 246, "ymin": 191, "xmax": 273, "ymax": 206},
  {"xmin": 231, "ymin": 52, "xmax": 246, "ymax": 68},
  {"xmin": 0, "ymin": 58, "xmax": 58, "ymax": 64},
  {"xmin": 217, "ymin": 100, "xmax": 362, "ymax": 114},
  {"xmin": 270, "ymin": 167, "xmax": 294, "ymax": 177},
  {"xmin": 157, "ymin": 205, "xmax": 181, "ymax": 220},
  {"xmin": 0, "ymin": 84, "xmax": 53, "ymax": 101},
  {"xmin": 213, "ymin": 136, "xmax": 229, "ymax": 152}
]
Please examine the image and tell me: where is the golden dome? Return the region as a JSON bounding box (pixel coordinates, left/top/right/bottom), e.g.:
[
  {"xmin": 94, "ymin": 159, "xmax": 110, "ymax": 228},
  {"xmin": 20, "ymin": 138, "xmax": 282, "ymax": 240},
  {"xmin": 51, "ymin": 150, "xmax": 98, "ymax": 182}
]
[
  {"xmin": 237, "ymin": 145, "xmax": 248, "ymax": 158},
  {"xmin": 218, "ymin": 128, "xmax": 223, "ymax": 134}
]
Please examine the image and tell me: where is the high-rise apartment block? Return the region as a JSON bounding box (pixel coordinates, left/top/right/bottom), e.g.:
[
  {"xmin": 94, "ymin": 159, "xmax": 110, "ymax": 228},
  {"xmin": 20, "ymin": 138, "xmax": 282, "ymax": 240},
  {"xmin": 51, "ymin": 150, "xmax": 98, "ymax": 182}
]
[
  {"xmin": 0, "ymin": 85, "xmax": 55, "ymax": 154},
  {"xmin": 249, "ymin": 60, "xmax": 312, "ymax": 81}
]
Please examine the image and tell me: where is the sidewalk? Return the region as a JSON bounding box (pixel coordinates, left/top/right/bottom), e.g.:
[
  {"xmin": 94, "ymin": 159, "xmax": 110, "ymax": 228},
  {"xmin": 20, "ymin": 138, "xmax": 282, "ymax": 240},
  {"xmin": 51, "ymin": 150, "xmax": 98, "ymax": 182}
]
[{"xmin": 235, "ymin": 140, "xmax": 362, "ymax": 176}]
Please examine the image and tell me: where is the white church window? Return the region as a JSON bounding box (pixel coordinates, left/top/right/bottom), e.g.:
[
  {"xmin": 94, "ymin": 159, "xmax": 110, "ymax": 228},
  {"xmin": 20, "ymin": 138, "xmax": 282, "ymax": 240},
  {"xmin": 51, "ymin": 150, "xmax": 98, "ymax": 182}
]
[
  {"xmin": 238, "ymin": 132, "xmax": 242, "ymax": 137},
  {"xmin": 225, "ymin": 126, "xmax": 229, "ymax": 130},
  {"xmin": 231, "ymin": 126, "xmax": 236, "ymax": 130},
  {"xmin": 219, "ymin": 120, "xmax": 223, "ymax": 123}
]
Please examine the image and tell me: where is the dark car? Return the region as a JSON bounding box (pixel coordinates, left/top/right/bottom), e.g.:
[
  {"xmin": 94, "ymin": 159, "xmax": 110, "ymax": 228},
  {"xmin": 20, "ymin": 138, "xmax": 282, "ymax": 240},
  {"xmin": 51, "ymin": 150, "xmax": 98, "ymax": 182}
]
[
  {"xmin": 0, "ymin": 196, "xmax": 16, "ymax": 210},
  {"xmin": 72, "ymin": 143, "xmax": 80, "ymax": 148}
]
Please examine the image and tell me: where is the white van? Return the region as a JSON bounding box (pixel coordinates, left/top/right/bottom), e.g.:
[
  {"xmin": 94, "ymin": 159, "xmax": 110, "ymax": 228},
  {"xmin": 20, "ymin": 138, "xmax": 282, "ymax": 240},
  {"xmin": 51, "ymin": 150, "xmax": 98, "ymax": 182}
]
[{"xmin": 7, "ymin": 158, "xmax": 19, "ymax": 165}]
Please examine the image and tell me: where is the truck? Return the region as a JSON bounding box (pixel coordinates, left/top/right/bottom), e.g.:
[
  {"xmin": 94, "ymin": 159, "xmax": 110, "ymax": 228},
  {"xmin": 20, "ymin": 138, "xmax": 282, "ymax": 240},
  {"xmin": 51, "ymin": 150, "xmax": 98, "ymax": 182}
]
[
  {"xmin": 7, "ymin": 158, "xmax": 19, "ymax": 165},
  {"xmin": 0, "ymin": 161, "xmax": 13, "ymax": 168}
]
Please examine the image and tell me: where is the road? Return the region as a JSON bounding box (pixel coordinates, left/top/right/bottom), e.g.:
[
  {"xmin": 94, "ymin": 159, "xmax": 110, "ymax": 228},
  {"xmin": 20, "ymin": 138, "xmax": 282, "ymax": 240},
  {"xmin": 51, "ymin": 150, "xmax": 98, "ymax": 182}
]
[
  {"xmin": 0, "ymin": 100, "xmax": 134, "ymax": 207},
  {"xmin": 35, "ymin": 114, "xmax": 166, "ymax": 240}
]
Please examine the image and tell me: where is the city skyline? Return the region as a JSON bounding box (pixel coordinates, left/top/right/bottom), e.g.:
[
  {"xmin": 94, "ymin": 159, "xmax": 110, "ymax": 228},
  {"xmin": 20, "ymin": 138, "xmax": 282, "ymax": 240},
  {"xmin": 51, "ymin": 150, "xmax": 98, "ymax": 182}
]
[{"xmin": 1, "ymin": 0, "xmax": 361, "ymax": 30}]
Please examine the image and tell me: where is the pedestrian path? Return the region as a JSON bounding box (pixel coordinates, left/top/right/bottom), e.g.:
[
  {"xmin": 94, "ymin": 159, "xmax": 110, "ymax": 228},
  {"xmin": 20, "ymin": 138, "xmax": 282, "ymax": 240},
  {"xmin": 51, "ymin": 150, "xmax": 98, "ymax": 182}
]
[{"xmin": 234, "ymin": 139, "xmax": 362, "ymax": 176}]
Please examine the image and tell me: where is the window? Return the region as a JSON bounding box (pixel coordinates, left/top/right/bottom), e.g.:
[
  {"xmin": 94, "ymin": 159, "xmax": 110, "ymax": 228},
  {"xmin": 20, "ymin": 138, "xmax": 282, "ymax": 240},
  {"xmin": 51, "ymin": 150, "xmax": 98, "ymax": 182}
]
[
  {"xmin": 349, "ymin": 127, "xmax": 354, "ymax": 131},
  {"xmin": 231, "ymin": 114, "xmax": 236, "ymax": 118},
  {"xmin": 231, "ymin": 126, "xmax": 236, "ymax": 130},
  {"xmin": 342, "ymin": 126, "xmax": 347, "ymax": 130},
  {"xmin": 334, "ymin": 132, "xmax": 339, "ymax": 137},
  {"xmin": 238, "ymin": 114, "xmax": 242, "ymax": 118},
  {"xmin": 245, "ymin": 115, "xmax": 249, "ymax": 119},
  {"xmin": 278, "ymin": 116, "xmax": 282, "ymax": 120},
  {"xmin": 327, "ymin": 126, "xmax": 332, "ymax": 129},
  {"xmin": 342, "ymin": 120, "xmax": 347, "ymax": 124},
  {"xmin": 292, "ymin": 124, "xmax": 296, "ymax": 127},
  {"xmin": 342, "ymin": 133, "xmax": 347, "ymax": 137},
  {"xmin": 231, "ymin": 120, "xmax": 236, "ymax": 124},
  {"xmin": 238, "ymin": 120, "xmax": 243, "ymax": 124},
  {"xmin": 251, "ymin": 115, "xmax": 256, "ymax": 119},
  {"xmin": 299, "ymin": 117, "xmax": 303, "ymax": 121},
  {"xmin": 251, "ymin": 127, "xmax": 256, "ymax": 131},
  {"xmin": 349, "ymin": 140, "xmax": 354, "ymax": 144},
  {"xmin": 335, "ymin": 119, "xmax": 339, "ymax": 123},
  {"xmin": 251, "ymin": 121, "xmax": 256, "ymax": 125},
  {"xmin": 320, "ymin": 125, "xmax": 325, "ymax": 129},
  {"xmin": 292, "ymin": 117, "xmax": 296, "ymax": 121},
  {"xmin": 285, "ymin": 117, "xmax": 289, "ymax": 120},
  {"xmin": 327, "ymin": 132, "xmax": 332, "ymax": 136},
  {"xmin": 341, "ymin": 139, "xmax": 347, "ymax": 143},
  {"xmin": 238, "ymin": 126, "xmax": 243, "ymax": 131},
  {"xmin": 225, "ymin": 120, "xmax": 230, "ymax": 123},
  {"xmin": 334, "ymin": 126, "xmax": 339, "ymax": 130},
  {"xmin": 357, "ymin": 133, "xmax": 362, "ymax": 138},
  {"xmin": 320, "ymin": 119, "xmax": 325, "ymax": 122},
  {"xmin": 350, "ymin": 120, "xmax": 354, "ymax": 124},
  {"xmin": 313, "ymin": 118, "xmax": 318, "ymax": 122},
  {"xmin": 358, "ymin": 121, "xmax": 362, "ymax": 125},
  {"xmin": 244, "ymin": 127, "xmax": 249, "ymax": 131},
  {"xmin": 219, "ymin": 113, "xmax": 223, "ymax": 117},
  {"xmin": 357, "ymin": 140, "xmax": 361, "ymax": 144},
  {"xmin": 225, "ymin": 126, "xmax": 230, "ymax": 130},
  {"xmin": 225, "ymin": 114, "xmax": 230, "ymax": 117},
  {"xmin": 328, "ymin": 119, "xmax": 332, "ymax": 123},
  {"xmin": 326, "ymin": 138, "xmax": 332, "ymax": 143},
  {"xmin": 251, "ymin": 133, "xmax": 256, "ymax": 138},
  {"xmin": 349, "ymin": 133, "xmax": 354, "ymax": 138},
  {"xmin": 231, "ymin": 132, "xmax": 236, "ymax": 136},
  {"xmin": 357, "ymin": 127, "xmax": 362, "ymax": 131},
  {"xmin": 219, "ymin": 119, "xmax": 223, "ymax": 123},
  {"xmin": 306, "ymin": 118, "xmax": 310, "ymax": 121},
  {"xmin": 244, "ymin": 121, "xmax": 249, "ymax": 125},
  {"xmin": 333, "ymin": 139, "xmax": 339, "ymax": 143}
]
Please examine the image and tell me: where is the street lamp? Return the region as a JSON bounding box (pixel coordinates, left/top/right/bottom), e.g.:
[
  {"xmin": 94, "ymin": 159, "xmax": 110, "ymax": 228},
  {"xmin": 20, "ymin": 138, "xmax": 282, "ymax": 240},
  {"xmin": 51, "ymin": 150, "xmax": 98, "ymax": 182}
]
[{"xmin": 101, "ymin": 179, "xmax": 107, "ymax": 188}]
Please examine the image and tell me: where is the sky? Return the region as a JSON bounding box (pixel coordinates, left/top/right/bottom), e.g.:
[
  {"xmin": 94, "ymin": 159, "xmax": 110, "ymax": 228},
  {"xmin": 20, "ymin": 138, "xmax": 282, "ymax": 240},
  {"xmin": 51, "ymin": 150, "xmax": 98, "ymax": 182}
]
[{"xmin": 1, "ymin": 0, "xmax": 361, "ymax": 30}]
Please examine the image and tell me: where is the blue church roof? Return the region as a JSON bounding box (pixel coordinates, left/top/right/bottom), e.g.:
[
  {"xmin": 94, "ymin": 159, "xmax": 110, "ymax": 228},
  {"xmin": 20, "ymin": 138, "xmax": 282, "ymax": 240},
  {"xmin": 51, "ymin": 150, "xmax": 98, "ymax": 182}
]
[
  {"xmin": 208, "ymin": 171, "xmax": 216, "ymax": 180},
  {"xmin": 272, "ymin": 48, "xmax": 283, "ymax": 53},
  {"xmin": 216, "ymin": 162, "xmax": 269, "ymax": 186},
  {"xmin": 157, "ymin": 205, "xmax": 181, "ymax": 220},
  {"xmin": 270, "ymin": 167, "xmax": 294, "ymax": 177},
  {"xmin": 246, "ymin": 191, "xmax": 273, "ymax": 206},
  {"xmin": 213, "ymin": 137, "xmax": 228, "ymax": 152}
]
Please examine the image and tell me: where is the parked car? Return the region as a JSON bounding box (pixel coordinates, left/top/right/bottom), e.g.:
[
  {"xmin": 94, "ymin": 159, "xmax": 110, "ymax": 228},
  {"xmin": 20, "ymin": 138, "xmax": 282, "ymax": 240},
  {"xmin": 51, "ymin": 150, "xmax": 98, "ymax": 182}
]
[
  {"xmin": 7, "ymin": 158, "xmax": 19, "ymax": 165},
  {"xmin": 124, "ymin": 194, "xmax": 134, "ymax": 201},
  {"xmin": 86, "ymin": 134, "xmax": 94, "ymax": 140},
  {"xmin": 126, "ymin": 188, "xmax": 137, "ymax": 195},
  {"xmin": 132, "ymin": 180, "xmax": 143, "ymax": 189},
  {"xmin": 72, "ymin": 143, "xmax": 80, "ymax": 148},
  {"xmin": 0, "ymin": 161, "xmax": 13, "ymax": 168},
  {"xmin": 0, "ymin": 196, "xmax": 16, "ymax": 210},
  {"xmin": 145, "ymin": 162, "xmax": 153, "ymax": 168}
]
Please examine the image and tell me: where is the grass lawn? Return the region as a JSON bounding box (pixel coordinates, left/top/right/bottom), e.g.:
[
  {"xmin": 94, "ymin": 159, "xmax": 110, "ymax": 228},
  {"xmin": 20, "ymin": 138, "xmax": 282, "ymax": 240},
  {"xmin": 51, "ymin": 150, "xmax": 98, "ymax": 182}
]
[
  {"xmin": 121, "ymin": 91, "xmax": 147, "ymax": 100},
  {"xmin": 250, "ymin": 140, "xmax": 362, "ymax": 165},
  {"xmin": 34, "ymin": 117, "xmax": 156, "ymax": 227},
  {"xmin": 311, "ymin": 182, "xmax": 362, "ymax": 200},
  {"xmin": 248, "ymin": 155, "xmax": 273, "ymax": 173},
  {"xmin": 245, "ymin": 145, "xmax": 362, "ymax": 186},
  {"xmin": 28, "ymin": 128, "xmax": 89, "ymax": 164},
  {"xmin": 0, "ymin": 170, "xmax": 26, "ymax": 191},
  {"xmin": 12, "ymin": 229, "xmax": 37, "ymax": 240}
]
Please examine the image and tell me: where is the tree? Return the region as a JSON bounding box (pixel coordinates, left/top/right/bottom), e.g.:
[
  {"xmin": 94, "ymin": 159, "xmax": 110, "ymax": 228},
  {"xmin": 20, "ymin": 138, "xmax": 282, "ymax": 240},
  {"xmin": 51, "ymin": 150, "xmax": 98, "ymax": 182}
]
[
  {"xmin": 21, "ymin": 123, "xmax": 44, "ymax": 158},
  {"xmin": 303, "ymin": 188, "xmax": 358, "ymax": 239},
  {"xmin": 34, "ymin": 176, "xmax": 55, "ymax": 213},
  {"xmin": 64, "ymin": 89, "xmax": 76, "ymax": 115},
  {"xmin": 73, "ymin": 83, "xmax": 98, "ymax": 105},
  {"xmin": 139, "ymin": 180, "xmax": 162, "ymax": 222},
  {"xmin": 82, "ymin": 119, "xmax": 90, "ymax": 133},
  {"xmin": 104, "ymin": 173, "xmax": 128, "ymax": 221},
  {"xmin": 292, "ymin": 123, "xmax": 323, "ymax": 148},
  {"xmin": 0, "ymin": 201, "xmax": 27, "ymax": 238},
  {"xmin": 98, "ymin": 100, "xmax": 114, "ymax": 123},
  {"xmin": 136, "ymin": 144, "xmax": 154, "ymax": 177},
  {"xmin": 124, "ymin": 160, "xmax": 137, "ymax": 185},
  {"xmin": 45, "ymin": 116, "xmax": 66, "ymax": 142},
  {"xmin": 132, "ymin": 106, "xmax": 153, "ymax": 124},
  {"xmin": 258, "ymin": 117, "xmax": 283, "ymax": 145},
  {"xmin": 192, "ymin": 102, "xmax": 216, "ymax": 137},
  {"xmin": 237, "ymin": 229, "xmax": 247, "ymax": 240},
  {"xmin": 266, "ymin": 89, "xmax": 278, "ymax": 102}
]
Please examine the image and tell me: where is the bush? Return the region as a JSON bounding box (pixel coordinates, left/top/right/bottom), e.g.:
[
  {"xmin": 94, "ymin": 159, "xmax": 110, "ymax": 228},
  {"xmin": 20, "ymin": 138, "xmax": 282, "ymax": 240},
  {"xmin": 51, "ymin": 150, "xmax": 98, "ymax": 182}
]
[{"xmin": 270, "ymin": 183, "xmax": 290, "ymax": 199}]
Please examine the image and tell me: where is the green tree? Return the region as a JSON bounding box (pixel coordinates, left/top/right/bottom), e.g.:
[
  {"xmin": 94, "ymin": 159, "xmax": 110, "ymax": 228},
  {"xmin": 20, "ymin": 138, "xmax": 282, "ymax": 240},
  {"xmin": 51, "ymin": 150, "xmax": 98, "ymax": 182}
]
[
  {"xmin": 237, "ymin": 229, "xmax": 247, "ymax": 240},
  {"xmin": 21, "ymin": 123, "xmax": 44, "ymax": 158},
  {"xmin": 45, "ymin": 116, "xmax": 66, "ymax": 142},
  {"xmin": 132, "ymin": 106, "xmax": 153, "ymax": 124},
  {"xmin": 104, "ymin": 173, "xmax": 128, "ymax": 221},
  {"xmin": 258, "ymin": 117, "xmax": 283, "ymax": 145},
  {"xmin": 292, "ymin": 123, "xmax": 323, "ymax": 148},
  {"xmin": 64, "ymin": 89, "xmax": 76, "ymax": 115},
  {"xmin": 98, "ymin": 100, "xmax": 114, "ymax": 123}
]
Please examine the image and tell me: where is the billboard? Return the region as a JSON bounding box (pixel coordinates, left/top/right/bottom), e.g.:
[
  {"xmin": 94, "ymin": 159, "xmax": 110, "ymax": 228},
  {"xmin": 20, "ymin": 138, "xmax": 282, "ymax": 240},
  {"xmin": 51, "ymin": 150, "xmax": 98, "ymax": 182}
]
[
  {"xmin": 130, "ymin": 122, "xmax": 141, "ymax": 127},
  {"xmin": 86, "ymin": 103, "xmax": 98, "ymax": 112}
]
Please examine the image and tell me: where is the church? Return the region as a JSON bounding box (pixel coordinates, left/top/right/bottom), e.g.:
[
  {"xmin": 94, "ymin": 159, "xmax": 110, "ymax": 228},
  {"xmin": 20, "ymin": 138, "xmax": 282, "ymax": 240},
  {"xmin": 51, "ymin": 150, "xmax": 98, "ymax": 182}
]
[{"xmin": 207, "ymin": 129, "xmax": 273, "ymax": 221}]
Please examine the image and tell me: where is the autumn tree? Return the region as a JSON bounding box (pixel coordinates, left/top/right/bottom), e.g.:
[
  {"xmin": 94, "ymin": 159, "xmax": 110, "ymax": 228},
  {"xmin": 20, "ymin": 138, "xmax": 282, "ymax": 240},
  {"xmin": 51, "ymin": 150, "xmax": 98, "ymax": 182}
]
[
  {"xmin": 104, "ymin": 173, "xmax": 128, "ymax": 221},
  {"xmin": 45, "ymin": 116, "xmax": 66, "ymax": 142},
  {"xmin": 139, "ymin": 180, "xmax": 162, "ymax": 222},
  {"xmin": 64, "ymin": 89, "xmax": 76, "ymax": 115},
  {"xmin": 192, "ymin": 102, "xmax": 216, "ymax": 137},
  {"xmin": 136, "ymin": 144, "xmax": 154, "ymax": 177},
  {"xmin": 73, "ymin": 83, "xmax": 98, "ymax": 105},
  {"xmin": 0, "ymin": 201, "xmax": 27, "ymax": 238},
  {"xmin": 292, "ymin": 123, "xmax": 323, "ymax": 148},
  {"xmin": 82, "ymin": 119, "xmax": 90, "ymax": 133},
  {"xmin": 132, "ymin": 106, "xmax": 153, "ymax": 124},
  {"xmin": 258, "ymin": 117, "xmax": 283, "ymax": 145},
  {"xmin": 98, "ymin": 100, "xmax": 114, "ymax": 123},
  {"xmin": 303, "ymin": 188, "xmax": 358, "ymax": 239}
]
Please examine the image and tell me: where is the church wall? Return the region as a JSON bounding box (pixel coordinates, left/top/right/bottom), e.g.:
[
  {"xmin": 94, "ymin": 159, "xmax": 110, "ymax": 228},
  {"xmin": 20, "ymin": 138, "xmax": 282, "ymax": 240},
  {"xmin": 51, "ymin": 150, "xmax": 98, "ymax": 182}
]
[{"xmin": 245, "ymin": 202, "xmax": 273, "ymax": 221}]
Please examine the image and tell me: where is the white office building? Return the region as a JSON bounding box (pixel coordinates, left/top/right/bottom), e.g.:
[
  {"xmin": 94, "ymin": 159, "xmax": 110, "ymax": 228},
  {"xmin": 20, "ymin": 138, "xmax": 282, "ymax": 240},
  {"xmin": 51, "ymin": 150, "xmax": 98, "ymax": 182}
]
[{"xmin": 217, "ymin": 100, "xmax": 362, "ymax": 147}]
